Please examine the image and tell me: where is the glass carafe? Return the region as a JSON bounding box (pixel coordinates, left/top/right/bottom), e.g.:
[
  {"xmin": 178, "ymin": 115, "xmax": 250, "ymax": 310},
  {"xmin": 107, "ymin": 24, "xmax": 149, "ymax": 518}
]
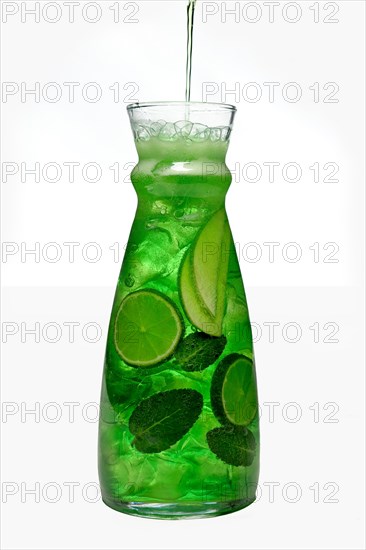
[{"xmin": 98, "ymin": 102, "xmax": 259, "ymax": 519}]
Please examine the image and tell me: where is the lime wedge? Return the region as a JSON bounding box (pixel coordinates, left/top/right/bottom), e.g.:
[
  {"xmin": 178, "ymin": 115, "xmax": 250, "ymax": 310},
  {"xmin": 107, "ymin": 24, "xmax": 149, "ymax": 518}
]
[
  {"xmin": 179, "ymin": 209, "xmax": 230, "ymax": 336},
  {"xmin": 179, "ymin": 250, "xmax": 220, "ymax": 335},
  {"xmin": 192, "ymin": 209, "xmax": 230, "ymax": 319},
  {"xmin": 211, "ymin": 353, "xmax": 258, "ymax": 426},
  {"xmin": 114, "ymin": 290, "xmax": 183, "ymax": 367}
]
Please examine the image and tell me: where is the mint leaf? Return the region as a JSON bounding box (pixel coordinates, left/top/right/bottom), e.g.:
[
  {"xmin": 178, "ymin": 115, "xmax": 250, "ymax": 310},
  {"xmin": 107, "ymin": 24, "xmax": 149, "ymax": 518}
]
[
  {"xmin": 129, "ymin": 389, "xmax": 203, "ymax": 453},
  {"xmin": 175, "ymin": 333, "xmax": 227, "ymax": 372},
  {"xmin": 206, "ymin": 425, "xmax": 256, "ymax": 467}
]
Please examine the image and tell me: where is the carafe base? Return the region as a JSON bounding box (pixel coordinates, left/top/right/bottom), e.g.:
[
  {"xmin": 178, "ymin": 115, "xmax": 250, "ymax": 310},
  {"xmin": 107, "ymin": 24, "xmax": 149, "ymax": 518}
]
[{"xmin": 102, "ymin": 496, "xmax": 256, "ymax": 520}]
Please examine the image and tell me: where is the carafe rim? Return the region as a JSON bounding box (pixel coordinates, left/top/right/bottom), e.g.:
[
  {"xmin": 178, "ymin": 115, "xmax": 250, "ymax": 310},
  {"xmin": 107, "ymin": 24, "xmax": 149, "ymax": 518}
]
[{"xmin": 127, "ymin": 101, "xmax": 237, "ymax": 113}]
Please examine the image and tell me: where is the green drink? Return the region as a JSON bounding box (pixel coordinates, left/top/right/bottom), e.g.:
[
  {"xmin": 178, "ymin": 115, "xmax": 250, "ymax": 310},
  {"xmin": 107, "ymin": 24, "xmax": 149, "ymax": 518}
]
[{"xmin": 98, "ymin": 102, "xmax": 260, "ymax": 518}]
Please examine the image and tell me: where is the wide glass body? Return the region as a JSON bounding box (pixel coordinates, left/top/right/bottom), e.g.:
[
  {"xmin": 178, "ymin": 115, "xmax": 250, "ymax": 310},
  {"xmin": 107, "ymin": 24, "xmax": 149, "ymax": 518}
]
[{"xmin": 98, "ymin": 102, "xmax": 260, "ymax": 519}]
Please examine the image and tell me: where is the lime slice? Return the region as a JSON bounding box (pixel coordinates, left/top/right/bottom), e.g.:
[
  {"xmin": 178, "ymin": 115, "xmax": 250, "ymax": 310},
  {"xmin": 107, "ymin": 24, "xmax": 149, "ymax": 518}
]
[
  {"xmin": 179, "ymin": 209, "xmax": 230, "ymax": 336},
  {"xmin": 211, "ymin": 353, "xmax": 257, "ymax": 426},
  {"xmin": 114, "ymin": 289, "xmax": 183, "ymax": 367}
]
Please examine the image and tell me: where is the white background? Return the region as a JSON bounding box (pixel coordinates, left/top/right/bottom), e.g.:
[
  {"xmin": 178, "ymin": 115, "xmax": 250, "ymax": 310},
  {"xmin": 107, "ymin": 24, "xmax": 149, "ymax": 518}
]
[{"xmin": 1, "ymin": 1, "xmax": 365, "ymax": 549}]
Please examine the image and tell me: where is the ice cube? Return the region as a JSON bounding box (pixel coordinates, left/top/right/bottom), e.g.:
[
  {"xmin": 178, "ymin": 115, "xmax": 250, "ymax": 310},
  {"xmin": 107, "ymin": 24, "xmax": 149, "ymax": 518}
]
[
  {"xmin": 159, "ymin": 122, "xmax": 178, "ymax": 141},
  {"xmin": 134, "ymin": 125, "xmax": 150, "ymax": 141},
  {"xmin": 190, "ymin": 123, "xmax": 210, "ymax": 142},
  {"xmin": 209, "ymin": 127, "xmax": 222, "ymax": 142},
  {"xmin": 152, "ymin": 200, "xmax": 170, "ymax": 216},
  {"xmin": 174, "ymin": 120, "xmax": 193, "ymax": 137},
  {"xmin": 149, "ymin": 120, "xmax": 166, "ymax": 136}
]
